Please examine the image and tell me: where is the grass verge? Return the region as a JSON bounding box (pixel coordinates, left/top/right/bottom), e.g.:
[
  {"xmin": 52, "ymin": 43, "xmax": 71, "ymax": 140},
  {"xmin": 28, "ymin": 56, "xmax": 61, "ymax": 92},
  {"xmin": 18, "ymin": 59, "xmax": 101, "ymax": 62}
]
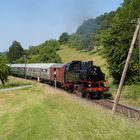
[{"xmin": 0, "ymin": 77, "xmax": 139, "ymax": 140}]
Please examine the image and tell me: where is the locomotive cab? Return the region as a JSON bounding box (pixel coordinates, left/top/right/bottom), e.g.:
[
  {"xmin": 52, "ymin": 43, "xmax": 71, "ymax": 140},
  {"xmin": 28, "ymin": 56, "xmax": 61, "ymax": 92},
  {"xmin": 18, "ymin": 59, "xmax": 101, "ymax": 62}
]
[{"xmin": 65, "ymin": 61, "xmax": 81, "ymax": 83}]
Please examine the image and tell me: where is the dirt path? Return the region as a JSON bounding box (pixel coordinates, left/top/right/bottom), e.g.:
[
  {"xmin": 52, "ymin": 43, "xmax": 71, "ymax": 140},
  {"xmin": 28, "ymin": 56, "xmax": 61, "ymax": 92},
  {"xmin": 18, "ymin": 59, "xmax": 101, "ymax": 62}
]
[{"xmin": 0, "ymin": 85, "xmax": 33, "ymax": 92}]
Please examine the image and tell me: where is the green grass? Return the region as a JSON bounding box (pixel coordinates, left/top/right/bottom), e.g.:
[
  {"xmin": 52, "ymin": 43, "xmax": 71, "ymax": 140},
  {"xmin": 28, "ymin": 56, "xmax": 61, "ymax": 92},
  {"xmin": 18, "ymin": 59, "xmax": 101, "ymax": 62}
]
[
  {"xmin": 0, "ymin": 76, "xmax": 32, "ymax": 89},
  {"xmin": 120, "ymin": 84, "xmax": 140, "ymax": 108},
  {"xmin": 57, "ymin": 45, "xmax": 140, "ymax": 108},
  {"xmin": 0, "ymin": 78, "xmax": 140, "ymax": 140}
]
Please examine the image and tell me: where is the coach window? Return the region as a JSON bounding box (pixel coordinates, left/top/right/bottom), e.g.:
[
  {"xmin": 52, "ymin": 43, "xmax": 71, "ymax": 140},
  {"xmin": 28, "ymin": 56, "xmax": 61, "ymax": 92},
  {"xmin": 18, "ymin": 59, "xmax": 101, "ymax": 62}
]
[{"xmin": 42, "ymin": 69, "xmax": 47, "ymax": 72}]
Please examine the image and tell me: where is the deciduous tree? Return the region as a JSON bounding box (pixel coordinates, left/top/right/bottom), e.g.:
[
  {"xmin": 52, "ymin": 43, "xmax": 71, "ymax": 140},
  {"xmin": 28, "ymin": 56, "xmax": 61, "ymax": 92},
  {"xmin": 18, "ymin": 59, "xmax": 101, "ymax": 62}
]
[
  {"xmin": 0, "ymin": 57, "xmax": 10, "ymax": 85},
  {"xmin": 8, "ymin": 41, "xmax": 24, "ymax": 63}
]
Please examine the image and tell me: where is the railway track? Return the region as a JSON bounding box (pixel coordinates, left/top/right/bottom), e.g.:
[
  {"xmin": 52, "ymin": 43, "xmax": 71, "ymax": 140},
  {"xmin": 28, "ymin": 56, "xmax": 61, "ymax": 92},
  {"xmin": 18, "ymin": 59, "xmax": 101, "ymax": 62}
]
[
  {"xmin": 92, "ymin": 99, "xmax": 140, "ymax": 120},
  {"xmin": 44, "ymin": 82, "xmax": 140, "ymax": 120}
]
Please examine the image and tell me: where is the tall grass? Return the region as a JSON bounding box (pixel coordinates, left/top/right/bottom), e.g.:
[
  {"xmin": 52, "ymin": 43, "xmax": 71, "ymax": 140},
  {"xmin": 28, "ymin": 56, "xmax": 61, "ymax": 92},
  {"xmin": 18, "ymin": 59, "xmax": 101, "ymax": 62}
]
[
  {"xmin": 0, "ymin": 78, "xmax": 140, "ymax": 140},
  {"xmin": 120, "ymin": 84, "xmax": 140, "ymax": 108}
]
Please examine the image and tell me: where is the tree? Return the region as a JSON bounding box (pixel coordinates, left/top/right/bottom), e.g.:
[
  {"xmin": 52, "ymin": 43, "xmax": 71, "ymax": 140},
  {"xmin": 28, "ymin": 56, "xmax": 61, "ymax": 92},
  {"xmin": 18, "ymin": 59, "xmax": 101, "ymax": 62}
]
[
  {"xmin": 68, "ymin": 34, "xmax": 82, "ymax": 49},
  {"xmin": 0, "ymin": 57, "xmax": 10, "ymax": 85},
  {"xmin": 27, "ymin": 42, "xmax": 62, "ymax": 63},
  {"xmin": 103, "ymin": 0, "xmax": 140, "ymax": 84},
  {"xmin": 28, "ymin": 46, "xmax": 39, "ymax": 56},
  {"xmin": 45, "ymin": 39, "xmax": 60, "ymax": 51},
  {"xmin": 59, "ymin": 32, "xmax": 69, "ymax": 44},
  {"xmin": 38, "ymin": 46, "xmax": 61, "ymax": 63},
  {"xmin": 8, "ymin": 41, "xmax": 24, "ymax": 63}
]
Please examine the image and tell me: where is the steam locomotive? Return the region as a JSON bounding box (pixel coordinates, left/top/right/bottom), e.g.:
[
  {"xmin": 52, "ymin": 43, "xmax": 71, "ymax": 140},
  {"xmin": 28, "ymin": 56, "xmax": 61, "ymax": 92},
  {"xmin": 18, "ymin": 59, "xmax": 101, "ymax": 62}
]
[{"xmin": 10, "ymin": 61, "xmax": 108, "ymax": 98}]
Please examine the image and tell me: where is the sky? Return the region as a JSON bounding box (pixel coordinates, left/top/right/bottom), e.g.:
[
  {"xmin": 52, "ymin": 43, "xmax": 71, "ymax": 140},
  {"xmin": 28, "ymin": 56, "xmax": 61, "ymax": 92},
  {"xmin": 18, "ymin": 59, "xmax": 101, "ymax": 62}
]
[{"xmin": 0, "ymin": 0, "xmax": 123, "ymax": 52}]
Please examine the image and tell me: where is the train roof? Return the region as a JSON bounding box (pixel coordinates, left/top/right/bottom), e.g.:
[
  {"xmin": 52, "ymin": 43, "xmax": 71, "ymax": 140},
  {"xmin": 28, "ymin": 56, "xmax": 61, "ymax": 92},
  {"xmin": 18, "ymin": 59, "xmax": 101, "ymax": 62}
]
[
  {"xmin": 9, "ymin": 63, "xmax": 62, "ymax": 69},
  {"xmin": 51, "ymin": 64, "xmax": 65, "ymax": 68}
]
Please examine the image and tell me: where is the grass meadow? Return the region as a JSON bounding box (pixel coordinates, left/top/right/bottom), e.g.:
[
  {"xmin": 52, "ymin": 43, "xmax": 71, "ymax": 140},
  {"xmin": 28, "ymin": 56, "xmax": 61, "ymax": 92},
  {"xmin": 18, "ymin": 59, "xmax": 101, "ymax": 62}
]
[{"xmin": 0, "ymin": 77, "xmax": 140, "ymax": 140}]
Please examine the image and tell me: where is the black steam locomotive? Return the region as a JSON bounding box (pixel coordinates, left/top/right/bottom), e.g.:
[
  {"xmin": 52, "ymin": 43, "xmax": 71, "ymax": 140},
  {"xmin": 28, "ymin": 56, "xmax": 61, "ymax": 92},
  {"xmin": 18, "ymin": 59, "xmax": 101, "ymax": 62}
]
[{"xmin": 64, "ymin": 61, "xmax": 108, "ymax": 98}]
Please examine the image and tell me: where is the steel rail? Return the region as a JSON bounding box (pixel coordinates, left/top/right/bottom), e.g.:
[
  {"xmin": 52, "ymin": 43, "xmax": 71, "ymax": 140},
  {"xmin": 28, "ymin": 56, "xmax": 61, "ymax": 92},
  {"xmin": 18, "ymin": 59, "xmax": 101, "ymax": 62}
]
[{"xmin": 92, "ymin": 99, "xmax": 140, "ymax": 120}]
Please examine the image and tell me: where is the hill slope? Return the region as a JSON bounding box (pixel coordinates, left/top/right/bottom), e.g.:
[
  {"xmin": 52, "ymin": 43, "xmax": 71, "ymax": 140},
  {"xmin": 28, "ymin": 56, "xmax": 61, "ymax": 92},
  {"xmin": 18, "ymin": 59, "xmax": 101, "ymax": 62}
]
[{"xmin": 57, "ymin": 45, "xmax": 109, "ymax": 78}]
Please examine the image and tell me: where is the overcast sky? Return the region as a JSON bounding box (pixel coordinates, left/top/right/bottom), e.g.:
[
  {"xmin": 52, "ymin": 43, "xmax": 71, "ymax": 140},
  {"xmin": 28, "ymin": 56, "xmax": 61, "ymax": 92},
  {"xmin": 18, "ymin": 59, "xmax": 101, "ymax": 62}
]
[{"xmin": 0, "ymin": 0, "xmax": 123, "ymax": 52}]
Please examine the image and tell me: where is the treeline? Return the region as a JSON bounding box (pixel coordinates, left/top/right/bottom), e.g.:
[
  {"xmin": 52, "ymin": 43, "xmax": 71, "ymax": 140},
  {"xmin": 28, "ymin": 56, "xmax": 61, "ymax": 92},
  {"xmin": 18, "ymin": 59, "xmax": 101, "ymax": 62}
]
[
  {"xmin": 27, "ymin": 40, "xmax": 61, "ymax": 63},
  {"xmin": 3, "ymin": 40, "xmax": 61, "ymax": 64},
  {"xmin": 102, "ymin": 0, "xmax": 140, "ymax": 84},
  {"xmin": 0, "ymin": 40, "xmax": 61, "ymax": 84}
]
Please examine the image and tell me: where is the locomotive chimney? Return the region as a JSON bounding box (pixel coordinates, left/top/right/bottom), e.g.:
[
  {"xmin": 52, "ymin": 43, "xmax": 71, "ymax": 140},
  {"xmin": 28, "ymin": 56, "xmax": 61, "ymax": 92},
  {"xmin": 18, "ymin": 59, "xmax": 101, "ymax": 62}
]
[{"xmin": 88, "ymin": 61, "xmax": 93, "ymax": 66}]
